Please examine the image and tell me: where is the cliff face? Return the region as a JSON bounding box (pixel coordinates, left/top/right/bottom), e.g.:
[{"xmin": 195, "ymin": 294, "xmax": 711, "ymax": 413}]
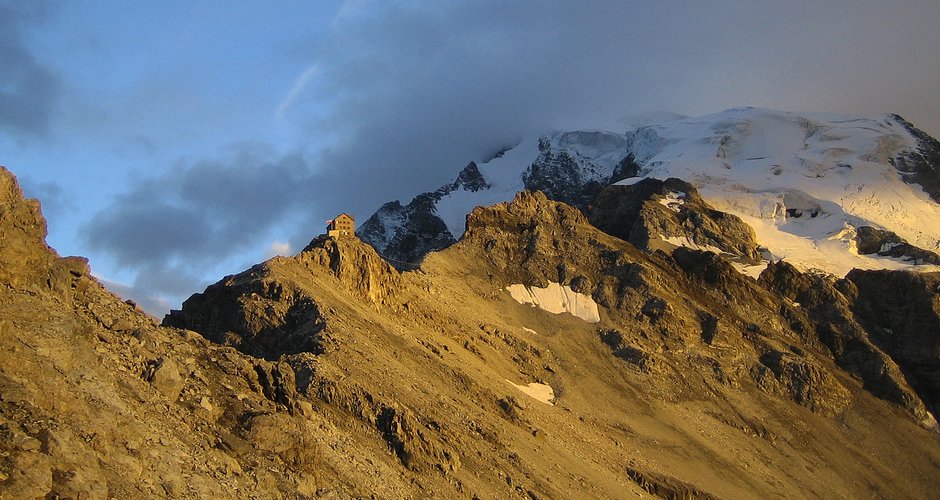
[
  {"xmin": 891, "ymin": 114, "xmax": 940, "ymax": 203},
  {"xmin": 0, "ymin": 166, "xmax": 72, "ymax": 292},
  {"xmin": 758, "ymin": 261, "xmax": 934, "ymax": 425},
  {"xmin": 847, "ymin": 269, "xmax": 940, "ymax": 413}
]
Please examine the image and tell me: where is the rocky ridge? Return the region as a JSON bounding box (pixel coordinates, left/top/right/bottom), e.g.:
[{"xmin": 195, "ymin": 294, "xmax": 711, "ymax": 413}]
[
  {"xmin": 0, "ymin": 166, "xmax": 448, "ymax": 498},
  {"xmin": 357, "ymin": 161, "xmax": 491, "ymax": 267},
  {"xmin": 587, "ymin": 177, "xmax": 762, "ymax": 261},
  {"xmin": 358, "ymin": 131, "xmax": 635, "ymax": 267},
  {"xmin": 5, "ymin": 158, "xmax": 940, "ymax": 498},
  {"xmin": 169, "ymin": 188, "xmax": 940, "ymax": 498}
]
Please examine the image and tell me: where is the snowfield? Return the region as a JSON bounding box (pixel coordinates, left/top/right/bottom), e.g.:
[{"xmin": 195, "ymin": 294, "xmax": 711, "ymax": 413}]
[
  {"xmin": 617, "ymin": 108, "xmax": 940, "ymax": 276},
  {"xmin": 432, "ymin": 107, "xmax": 940, "ymax": 277}
]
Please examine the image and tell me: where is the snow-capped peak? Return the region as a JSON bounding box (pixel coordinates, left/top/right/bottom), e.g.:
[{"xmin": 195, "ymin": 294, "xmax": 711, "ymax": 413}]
[{"xmin": 359, "ymin": 107, "xmax": 940, "ymax": 276}]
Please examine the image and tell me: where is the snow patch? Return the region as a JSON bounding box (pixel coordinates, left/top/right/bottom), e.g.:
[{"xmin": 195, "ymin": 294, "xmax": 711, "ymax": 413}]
[
  {"xmin": 660, "ymin": 236, "xmax": 724, "ymax": 255},
  {"xmin": 658, "ymin": 190, "xmax": 687, "ymax": 212},
  {"xmin": 613, "ymin": 175, "xmax": 665, "ymax": 186},
  {"xmin": 506, "ymin": 282, "xmax": 600, "ymax": 323},
  {"xmin": 732, "ymin": 261, "xmax": 768, "ymax": 279},
  {"xmin": 435, "ymin": 137, "xmax": 540, "ymax": 238},
  {"xmin": 506, "ymin": 380, "xmax": 555, "ymax": 405}
]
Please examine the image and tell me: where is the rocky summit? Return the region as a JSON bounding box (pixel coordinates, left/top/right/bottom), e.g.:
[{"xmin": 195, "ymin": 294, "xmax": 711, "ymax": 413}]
[{"xmin": 4, "ymin": 156, "xmax": 940, "ymax": 498}]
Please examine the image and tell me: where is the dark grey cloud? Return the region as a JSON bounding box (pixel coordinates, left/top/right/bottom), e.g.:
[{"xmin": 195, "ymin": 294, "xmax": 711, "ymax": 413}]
[
  {"xmin": 292, "ymin": 0, "xmax": 940, "ymax": 217},
  {"xmin": 84, "ymin": 144, "xmax": 317, "ymax": 312},
  {"xmin": 0, "ymin": 1, "xmax": 61, "ymax": 139}
]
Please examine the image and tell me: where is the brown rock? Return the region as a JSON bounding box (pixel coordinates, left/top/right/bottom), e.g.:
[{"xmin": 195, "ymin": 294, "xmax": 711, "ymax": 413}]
[
  {"xmin": 243, "ymin": 412, "xmax": 297, "ymax": 454},
  {"xmin": 147, "ymin": 357, "xmax": 185, "ymax": 401},
  {"xmin": 2, "ymin": 451, "xmax": 52, "ymax": 498},
  {"xmin": 0, "ymin": 166, "xmax": 55, "ymax": 290}
]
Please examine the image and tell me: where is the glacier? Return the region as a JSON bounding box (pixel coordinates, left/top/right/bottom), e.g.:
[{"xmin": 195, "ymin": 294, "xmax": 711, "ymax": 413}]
[{"xmin": 361, "ymin": 107, "xmax": 940, "ymax": 277}]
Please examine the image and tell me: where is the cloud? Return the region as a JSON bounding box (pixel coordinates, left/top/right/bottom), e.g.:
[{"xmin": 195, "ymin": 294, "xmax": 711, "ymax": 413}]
[
  {"xmin": 291, "ymin": 0, "xmax": 940, "ymax": 216},
  {"xmin": 268, "ymin": 241, "xmax": 293, "ymax": 257},
  {"xmin": 0, "ymin": 1, "xmax": 62, "ymax": 139},
  {"xmin": 83, "ymin": 144, "xmax": 317, "ymax": 311},
  {"xmin": 276, "ymin": 64, "xmax": 319, "ymax": 120}
]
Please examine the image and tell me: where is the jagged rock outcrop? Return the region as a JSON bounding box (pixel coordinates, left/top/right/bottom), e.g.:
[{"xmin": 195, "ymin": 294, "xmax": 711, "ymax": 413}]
[
  {"xmin": 522, "ymin": 137, "xmax": 606, "ymax": 210},
  {"xmin": 301, "ymin": 234, "xmax": 403, "ymax": 304},
  {"xmin": 163, "ymin": 270, "xmax": 327, "ymax": 360},
  {"xmin": 0, "ymin": 166, "xmax": 54, "ymax": 289},
  {"xmin": 0, "ymin": 166, "xmax": 90, "ymax": 297},
  {"xmin": 855, "ymin": 225, "xmax": 940, "ymax": 265},
  {"xmin": 357, "ymin": 161, "xmax": 493, "ymax": 267},
  {"xmin": 891, "ymin": 114, "xmax": 940, "ymax": 203},
  {"xmin": 449, "ymin": 161, "xmax": 490, "ymax": 192},
  {"xmin": 164, "ymin": 235, "xmax": 401, "ymax": 360},
  {"xmin": 0, "ymin": 167, "xmax": 443, "ymax": 498},
  {"xmin": 356, "ymin": 195, "xmax": 456, "ymax": 268},
  {"xmin": 588, "ymin": 177, "xmax": 761, "ymax": 260},
  {"xmin": 608, "ymin": 153, "xmax": 642, "ymax": 184}
]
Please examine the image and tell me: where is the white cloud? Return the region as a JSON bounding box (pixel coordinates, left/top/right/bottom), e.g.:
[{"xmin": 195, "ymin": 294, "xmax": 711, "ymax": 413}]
[
  {"xmin": 276, "ymin": 64, "xmax": 318, "ymax": 121},
  {"xmin": 268, "ymin": 241, "xmax": 293, "ymax": 257}
]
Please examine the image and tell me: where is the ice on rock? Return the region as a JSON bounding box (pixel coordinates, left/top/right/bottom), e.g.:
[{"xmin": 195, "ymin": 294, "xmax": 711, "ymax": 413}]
[{"xmin": 506, "ymin": 282, "xmax": 600, "ymax": 323}]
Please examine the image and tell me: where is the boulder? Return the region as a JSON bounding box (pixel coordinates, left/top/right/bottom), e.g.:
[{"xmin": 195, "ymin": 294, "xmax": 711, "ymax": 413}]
[{"xmin": 147, "ymin": 357, "xmax": 185, "ymax": 401}]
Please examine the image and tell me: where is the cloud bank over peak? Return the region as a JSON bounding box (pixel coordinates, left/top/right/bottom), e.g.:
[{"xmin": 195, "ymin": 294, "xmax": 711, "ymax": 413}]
[{"xmin": 296, "ymin": 1, "xmax": 940, "ymax": 210}]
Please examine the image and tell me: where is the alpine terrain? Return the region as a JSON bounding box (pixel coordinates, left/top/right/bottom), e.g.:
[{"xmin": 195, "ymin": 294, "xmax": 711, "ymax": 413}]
[
  {"xmin": 360, "ymin": 107, "xmax": 940, "ymax": 276},
  {"xmin": 3, "ymin": 107, "xmax": 940, "ymax": 498}
]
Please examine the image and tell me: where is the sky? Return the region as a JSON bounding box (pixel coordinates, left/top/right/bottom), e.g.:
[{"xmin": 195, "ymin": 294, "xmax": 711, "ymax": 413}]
[{"xmin": 4, "ymin": 0, "xmax": 940, "ymax": 315}]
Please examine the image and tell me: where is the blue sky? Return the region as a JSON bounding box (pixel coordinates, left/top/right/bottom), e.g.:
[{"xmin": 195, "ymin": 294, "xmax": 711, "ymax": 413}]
[{"xmin": 4, "ymin": 0, "xmax": 940, "ymax": 314}]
